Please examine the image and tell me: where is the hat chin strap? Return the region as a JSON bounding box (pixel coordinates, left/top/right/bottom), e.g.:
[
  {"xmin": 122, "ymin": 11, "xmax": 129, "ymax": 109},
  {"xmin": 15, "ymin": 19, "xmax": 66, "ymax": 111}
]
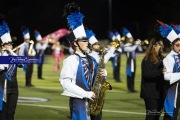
[{"xmin": 75, "ymin": 41, "xmax": 87, "ymax": 55}]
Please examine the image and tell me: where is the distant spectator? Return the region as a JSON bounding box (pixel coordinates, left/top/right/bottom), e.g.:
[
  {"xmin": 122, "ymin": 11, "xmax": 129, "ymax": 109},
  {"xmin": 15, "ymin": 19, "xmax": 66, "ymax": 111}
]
[{"xmin": 51, "ymin": 41, "xmax": 64, "ymax": 72}]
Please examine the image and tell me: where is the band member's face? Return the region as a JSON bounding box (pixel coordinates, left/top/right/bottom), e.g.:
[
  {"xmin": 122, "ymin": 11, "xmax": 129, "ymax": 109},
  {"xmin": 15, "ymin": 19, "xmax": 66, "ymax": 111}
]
[
  {"xmin": 3, "ymin": 43, "xmax": 12, "ymax": 50},
  {"xmin": 154, "ymin": 41, "xmax": 164, "ymax": 54},
  {"xmin": 92, "ymin": 43, "xmax": 100, "ymax": 51},
  {"xmin": 128, "ymin": 37, "xmax": 134, "ymax": 43},
  {"xmin": 77, "ymin": 40, "xmax": 88, "ymax": 51},
  {"xmin": 173, "ymin": 41, "xmax": 180, "ymax": 53},
  {"xmin": 25, "ymin": 39, "xmax": 30, "ymax": 43}
]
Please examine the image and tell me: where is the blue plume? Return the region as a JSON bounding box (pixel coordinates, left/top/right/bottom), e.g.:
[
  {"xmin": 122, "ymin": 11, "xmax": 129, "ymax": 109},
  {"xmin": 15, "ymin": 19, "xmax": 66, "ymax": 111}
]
[
  {"xmin": 173, "ymin": 25, "xmax": 180, "ymax": 34},
  {"xmin": 67, "ymin": 12, "xmax": 84, "ymax": 30},
  {"xmin": 122, "ymin": 28, "xmax": 129, "ymax": 36},
  {"xmin": 114, "ymin": 31, "xmax": 119, "ymax": 36},
  {"xmin": 34, "ymin": 31, "xmax": 40, "ymax": 38},
  {"xmin": 22, "ymin": 28, "xmax": 29, "ymax": 36},
  {"xmin": 85, "ymin": 30, "xmax": 95, "ymax": 39},
  {"xmin": 108, "ymin": 32, "xmax": 114, "ymax": 39},
  {"xmin": 158, "ymin": 24, "xmax": 172, "ymax": 38},
  {"xmin": 0, "ymin": 21, "xmax": 10, "ymax": 36}
]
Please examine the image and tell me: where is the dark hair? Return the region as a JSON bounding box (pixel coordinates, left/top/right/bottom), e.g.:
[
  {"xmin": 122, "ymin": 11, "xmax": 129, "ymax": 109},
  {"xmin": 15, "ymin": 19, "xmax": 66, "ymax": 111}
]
[
  {"xmin": 171, "ymin": 38, "xmax": 180, "ymax": 45},
  {"xmin": 144, "ymin": 37, "xmax": 164, "ymax": 64}
]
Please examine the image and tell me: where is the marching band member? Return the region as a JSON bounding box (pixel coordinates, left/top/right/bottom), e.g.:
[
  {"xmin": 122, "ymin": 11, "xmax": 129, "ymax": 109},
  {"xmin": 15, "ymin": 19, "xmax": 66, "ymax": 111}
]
[
  {"xmin": 85, "ymin": 29, "xmax": 115, "ymax": 120},
  {"xmin": 157, "ymin": 21, "xmax": 180, "ymax": 120},
  {"xmin": 0, "ymin": 15, "xmax": 23, "ymax": 120},
  {"xmin": 108, "ymin": 31, "xmax": 122, "ymax": 82},
  {"xmin": 18, "ymin": 26, "xmax": 36, "ymax": 87},
  {"xmin": 34, "ymin": 30, "xmax": 48, "ymax": 79},
  {"xmin": 123, "ymin": 28, "xmax": 142, "ymax": 93},
  {"xmin": 86, "ymin": 29, "xmax": 116, "ymax": 64},
  {"xmin": 60, "ymin": 3, "xmax": 107, "ymax": 120}
]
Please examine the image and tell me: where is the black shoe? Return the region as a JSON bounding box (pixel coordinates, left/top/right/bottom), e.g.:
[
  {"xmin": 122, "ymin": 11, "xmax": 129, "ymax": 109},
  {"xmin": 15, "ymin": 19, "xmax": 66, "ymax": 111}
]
[
  {"xmin": 26, "ymin": 84, "xmax": 34, "ymax": 87},
  {"xmin": 115, "ymin": 78, "xmax": 122, "ymax": 82},
  {"xmin": 116, "ymin": 81, "xmax": 122, "ymax": 82},
  {"xmin": 128, "ymin": 90, "xmax": 137, "ymax": 93},
  {"xmin": 132, "ymin": 90, "xmax": 138, "ymax": 93},
  {"xmin": 38, "ymin": 77, "xmax": 45, "ymax": 80}
]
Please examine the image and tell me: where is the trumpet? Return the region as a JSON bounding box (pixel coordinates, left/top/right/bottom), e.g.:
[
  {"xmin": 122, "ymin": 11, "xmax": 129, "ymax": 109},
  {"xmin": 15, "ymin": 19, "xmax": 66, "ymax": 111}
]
[
  {"xmin": 109, "ymin": 39, "xmax": 120, "ymax": 48},
  {"xmin": 46, "ymin": 37, "xmax": 52, "ymax": 43},
  {"xmin": 135, "ymin": 39, "xmax": 149, "ymax": 45},
  {"xmin": 142, "ymin": 39, "xmax": 149, "ymax": 45}
]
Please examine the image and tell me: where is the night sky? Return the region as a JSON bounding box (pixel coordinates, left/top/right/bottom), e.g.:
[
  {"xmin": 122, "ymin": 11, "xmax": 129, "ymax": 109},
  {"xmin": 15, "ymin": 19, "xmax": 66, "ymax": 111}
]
[{"xmin": 1, "ymin": 0, "xmax": 180, "ymax": 46}]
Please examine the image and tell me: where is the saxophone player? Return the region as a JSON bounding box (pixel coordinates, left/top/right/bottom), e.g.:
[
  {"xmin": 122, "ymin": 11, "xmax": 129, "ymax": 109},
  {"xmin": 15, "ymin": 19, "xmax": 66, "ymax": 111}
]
[
  {"xmin": 18, "ymin": 26, "xmax": 36, "ymax": 87},
  {"xmin": 85, "ymin": 29, "xmax": 115, "ymax": 120},
  {"xmin": 86, "ymin": 29, "xmax": 116, "ymax": 64},
  {"xmin": 60, "ymin": 3, "xmax": 107, "ymax": 120}
]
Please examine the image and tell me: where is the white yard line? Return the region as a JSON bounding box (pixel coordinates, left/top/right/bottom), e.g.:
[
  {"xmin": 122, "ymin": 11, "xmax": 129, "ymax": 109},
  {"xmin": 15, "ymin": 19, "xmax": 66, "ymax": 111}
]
[
  {"xmin": 17, "ymin": 103, "xmax": 145, "ymax": 115},
  {"xmin": 33, "ymin": 86, "xmax": 129, "ymax": 93}
]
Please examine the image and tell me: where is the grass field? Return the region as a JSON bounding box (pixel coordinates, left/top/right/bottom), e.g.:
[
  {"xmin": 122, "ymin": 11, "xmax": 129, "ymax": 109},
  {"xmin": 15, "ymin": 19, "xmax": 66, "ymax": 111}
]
[{"xmin": 14, "ymin": 53, "xmax": 176, "ymax": 120}]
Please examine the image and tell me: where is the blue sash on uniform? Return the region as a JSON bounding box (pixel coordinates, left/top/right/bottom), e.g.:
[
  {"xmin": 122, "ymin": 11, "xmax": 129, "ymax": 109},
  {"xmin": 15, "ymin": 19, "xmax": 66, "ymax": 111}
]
[
  {"xmin": 24, "ymin": 44, "xmax": 29, "ymax": 56},
  {"xmin": 79, "ymin": 57, "xmax": 92, "ymax": 90},
  {"xmin": 38, "ymin": 50, "xmax": 44, "ymax": 67},
  {"xmin": 71, "ymin": 57, "xmax": 92, "ymax": 120},
  {"xmin": 109, "ymin": 55, "xmax": 116, "ymax": 70},
  {"xmin": 126, "ymin": 51, "xmax": 135, "ymax": 77},
  {"xmin": 164, "ymin": 55, "xmax": 180, "ymax": 117},
  {"xmin": 0, "ymin": 74, "xmax": 4, "ymax": 110},
  {"xmin": 22, "ymin": 64, "xmax": 26, "ymax": 72},
  {"xmin": 164, "ymin": 84, "xmax": 177, "ymax": 117},
  {"xmin": 71, "ymin": 55, "xmax": 98, "ymax": 120},
  {"xmin": 4, "ymin": 64, "xmax": 16, "ymax": 81}
]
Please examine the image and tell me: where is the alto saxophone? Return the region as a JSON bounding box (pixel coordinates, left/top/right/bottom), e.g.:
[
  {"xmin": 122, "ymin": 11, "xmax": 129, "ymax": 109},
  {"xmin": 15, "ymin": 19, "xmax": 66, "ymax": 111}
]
[{"xmin": 89, "ymin": 46, "xmax": 112, "ymax": 116}]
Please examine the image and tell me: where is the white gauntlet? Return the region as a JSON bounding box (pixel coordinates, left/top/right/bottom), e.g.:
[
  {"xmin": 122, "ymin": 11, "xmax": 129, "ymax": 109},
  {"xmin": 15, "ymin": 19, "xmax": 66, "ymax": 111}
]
[
  {"xmin": 85, "ymin": 91, "xmax": 94, "ymax": 100},
  {"xmin": 135, "ymin": 39, "xmax": 141, "ymax": 45}
]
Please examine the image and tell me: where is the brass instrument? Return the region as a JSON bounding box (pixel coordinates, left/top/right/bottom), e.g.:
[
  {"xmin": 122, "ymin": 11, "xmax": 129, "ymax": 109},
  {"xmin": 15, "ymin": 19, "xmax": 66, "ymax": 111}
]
[
  {"xmin": 141, "ymin": 39, "xmax": 149, "ymax": 45},
  {"xmin": 134, "ymin": 39, "xmax": 149, "ymax": 45},
  {"xmin": 110, "ymin": 39, "xmax": 120, "ymax": 48},
  {"xmin": 46, "ymin": 37, "xmax": 52, "ymax": 43},
  {"xmin": 28, "ymin": 40, "xmax": 35, "ymax": 56},
  {"xmin": 89, "ymin": 46, "xmax": 112, "ymax": 116}
]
